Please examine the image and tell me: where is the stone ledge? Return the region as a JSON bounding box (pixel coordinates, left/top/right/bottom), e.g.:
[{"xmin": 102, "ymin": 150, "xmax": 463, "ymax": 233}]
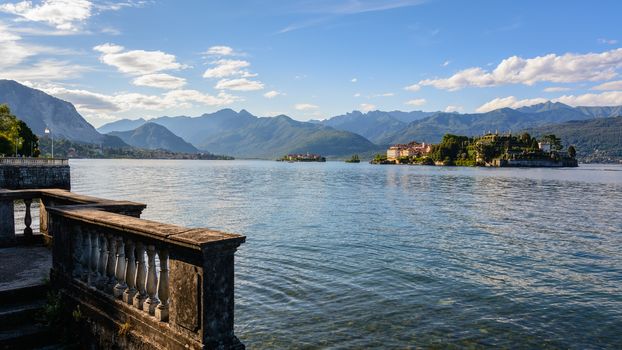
[{"xmin": 47, "ymin": 206, "xmax": 245, "ymax": 251}]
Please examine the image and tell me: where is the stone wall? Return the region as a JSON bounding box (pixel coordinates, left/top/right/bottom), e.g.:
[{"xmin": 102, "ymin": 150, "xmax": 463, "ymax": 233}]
[
  {"xmin": 493, "ymin": 158, "xmax": 578, "ymax": 167},
  {"xmin": 0, "ymin": 164, "xmax": 70, "ymax": 190}
]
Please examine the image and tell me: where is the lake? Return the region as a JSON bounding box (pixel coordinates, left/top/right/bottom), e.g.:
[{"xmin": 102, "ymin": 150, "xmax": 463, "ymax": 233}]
[{"xmin": 70, "ymin": 159, "xmax": 622, "ymax": 349}]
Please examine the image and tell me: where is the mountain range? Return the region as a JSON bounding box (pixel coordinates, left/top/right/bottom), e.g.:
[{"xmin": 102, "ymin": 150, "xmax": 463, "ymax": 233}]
[
  {"xmin": 526, "ymin": 116, "xmax": 622, "ymax": 162},
  {"xmin": 101, "ymin": 109, "xmax": 380, "ymax": 158},
  {"xmin": 108, "ymin": 122, "xmax": 199, "ymax": 153},
  {"xmin": 1, "ymin": 79, "xmax": 620, "ymax": 160}
]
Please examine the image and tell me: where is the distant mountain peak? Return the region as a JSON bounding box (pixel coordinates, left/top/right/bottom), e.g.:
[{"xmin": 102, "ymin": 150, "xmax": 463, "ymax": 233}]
[
  {"xmin": 517, "ymin": 101, "xmax": 573, "ymax": 113},
  {"xmin": 0, "ymin": 79, "xmax": 103, "ymax": 143},
  {"xmin": 108, "ymin": 122, "xmax": 198, "ymax": 153}
]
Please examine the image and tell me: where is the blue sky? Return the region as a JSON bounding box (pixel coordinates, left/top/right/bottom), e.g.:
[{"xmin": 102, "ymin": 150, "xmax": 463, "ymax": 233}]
[{"xmin": 1, "ymin": 0, "xmax": 621, "ymax": 126}]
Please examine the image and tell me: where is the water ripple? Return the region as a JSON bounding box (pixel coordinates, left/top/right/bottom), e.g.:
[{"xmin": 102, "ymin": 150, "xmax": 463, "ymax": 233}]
[{"xmin": 71, "ymin": 160, "xmax": 622, "ymax": 349}]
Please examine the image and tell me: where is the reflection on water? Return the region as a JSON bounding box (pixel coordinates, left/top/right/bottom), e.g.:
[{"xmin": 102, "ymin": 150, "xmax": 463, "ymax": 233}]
[{"xmin": 71, "ymin": 160, "xmax": 622, "ymax": 349}]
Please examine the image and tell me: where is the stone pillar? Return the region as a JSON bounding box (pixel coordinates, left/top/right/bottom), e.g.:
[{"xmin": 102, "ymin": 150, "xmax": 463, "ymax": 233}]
[
  {"xmin": 0, "ymin": 199, "xmax": 15, "ymax": 246},
  {"xmin": 200, "ymin": 245, "xmax": 244, "ymax": 350}
]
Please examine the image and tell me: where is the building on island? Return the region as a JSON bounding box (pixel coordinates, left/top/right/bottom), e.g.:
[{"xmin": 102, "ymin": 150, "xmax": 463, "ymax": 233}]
[
  {"xmin": 279, "ymin": 153, "xmax": 326, "ymax": 162},
  {"xmin": 386, "ymin": 141, "xmax": 432, "ymax": 162},
  {"xmin": 538, "ymin": 141, "xmax": 552, "ymax": 152}
]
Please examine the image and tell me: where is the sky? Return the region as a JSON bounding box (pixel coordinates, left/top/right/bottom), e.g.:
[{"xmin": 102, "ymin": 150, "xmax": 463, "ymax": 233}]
[{"xmin": 1, "ymin": 0, "xmax": 622, "ymax": 127}]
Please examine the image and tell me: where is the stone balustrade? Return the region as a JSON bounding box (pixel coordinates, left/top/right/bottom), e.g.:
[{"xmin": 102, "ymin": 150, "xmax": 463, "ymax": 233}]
[
  {"xmin": 0, "ymin": 189, "xmax": 145, "ymax": 247},
  {"xmin": 0, "ymin": 157, "xmax": 69, "ymax": 166},
  {"xmin": 0, "ymin": 188, "xmax": 245, "ymax": 349}
]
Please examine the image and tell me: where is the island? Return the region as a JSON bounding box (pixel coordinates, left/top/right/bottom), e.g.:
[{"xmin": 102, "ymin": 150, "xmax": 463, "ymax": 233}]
[
  {"xmin": 345, "ymin": 154, "xmax": 360, "ymax": 163},
  {"xmin": 278, "ymin": 153, "xmax": 326, "ymax": 162},
  {"xmin": 372, "ymin": 133, "xmax": 578, "ymax": 167}
]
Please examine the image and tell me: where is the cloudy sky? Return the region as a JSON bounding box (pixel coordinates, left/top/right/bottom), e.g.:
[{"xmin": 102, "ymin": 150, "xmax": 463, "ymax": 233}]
[{"xmin": 1, "ymin": 0, "xmax": 621, "ymax": 126}]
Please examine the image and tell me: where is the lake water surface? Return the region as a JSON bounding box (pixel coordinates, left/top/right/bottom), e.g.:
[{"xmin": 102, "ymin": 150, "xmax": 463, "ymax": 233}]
[{"xmin": 70, "ymin": 160, "xmax": 622, "ymax": 349}]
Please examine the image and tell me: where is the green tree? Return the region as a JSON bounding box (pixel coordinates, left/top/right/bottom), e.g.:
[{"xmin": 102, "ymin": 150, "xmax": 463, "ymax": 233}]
[
  {"xmin": 567, "ymin": 145, "xmax": 576, "ymax": 158},
  {"xmin": 17, "ymin": 120, "xmax": 39, "ymax": 156},
  {"xmin": 541, "ymin": 134, "xmax": 563, "ymax": 151},
  {"xmin": 519, "ymin": 132, "xmax": 532, "ymax": 145},
  {"xmin": 0, "ymin": 134, "xmax": 12, "ymax": 155},
  {"xmin": 0, "ymin": 104, "xmax": 39, "ymax": 156}
]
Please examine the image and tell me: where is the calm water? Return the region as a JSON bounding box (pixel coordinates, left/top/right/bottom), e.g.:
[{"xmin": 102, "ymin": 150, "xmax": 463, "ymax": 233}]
[{"xmin": 70, "ymin": 160, "xmax": 622, "ymax": 349}]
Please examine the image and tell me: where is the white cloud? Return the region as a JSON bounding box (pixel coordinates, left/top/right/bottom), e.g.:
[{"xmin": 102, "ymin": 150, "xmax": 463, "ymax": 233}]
[
  {"xmin": 543, "ymin": 87, "xmax": 571, "ymax": 92},
  {"xmin": 214, "ymin": 78, "xmax": 264, "ymax": 91},
  {"xmin": 264, "ymin": 90, "xmax": 283, "ymax": 99},
  {"xmin": 39, "ymin": 85, "xmax": 121, "ymax": 111},
  {"xmin": 0, "ymin": 0, "xmax": 92, "ymax": 31},
  {"xmin": 162, "ymin": 89, "xmax": 241, "ymax": 107},
  {"xmin": 444, "ymin": 105, "xmax": 463, "ymax": 113},
  {"xmin": 592, "ymin": 80, "xmax": 622, "ymax": 91},
  {"xmin": 94, "ymin": 43, "xmax": 188, "ymax": 75},
  {"xmin": 295, "ymin": 103, "xmax": 318, "ymax": 111},
  {"xmin": 442, "ymin": 60, "xmax": 451, "ymax": 67},
  {"xmin": 476, "ymin": 91, "xmax": 622, "ymax": 113},
  {"xmin": 420, "ymin": 48, "xmax": 622, "ymax": 91},
  {"xmin": 132, "ymin": 73, "xmax": 186, "ymax": 89},
  {"xmin": 475, "ymin": 96, "xmax": 547, "ymax": 112},
  {"xmin": 598, "ymin": 38, "xmax": 618, "ymax": 45},
  {"xmin": 36, "ymin": 84, "xmax": 241, "ymax": 125},
  {"xmin": 203, "ymin": 59, "xmax": 251, "ymax": 78},
  {"xmin": 204, "ymin": 45, "xmax": 240, "ymax": 56},
  {"xmin": 0, "ymin": 23, "xmax": 34, "ymax": 68},
  {"xmin": 0, "ymin": 0, "xmax": 141, "ymax": 32},
  {"xmin": 353, "ymin": 93, "xmax": 361, "ymax": 97},
  {"xmin": 404, "ymin": 84, "xmax": 421, "ymax": 92},
  {"xmin": 2, "ymin": 59, "xmax": 89, "ymax": 81},
  {"xmin": 405, "ymin": 98, "xmax": 426, "ymax": 106},
  {"xmin": 351, "ymin": 78, "xmax": 357, "ymax": 83},
  {"xmin": 555, "ymin": 91, "xmax": 622, "ymax": 106},
  {"xmin": 359, "ymin": 103, "xmax": 376, "ymax": 112},
  {"xmin": 374, "ymin": 92, "xmax": 394, "ymax": 97},
  {"xmin": 301, "ymin": 0, "xmax": 426, "ymax": 15}
]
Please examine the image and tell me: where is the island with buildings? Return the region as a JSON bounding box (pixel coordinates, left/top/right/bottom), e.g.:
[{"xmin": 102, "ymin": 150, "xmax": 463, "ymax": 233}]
[
  {"xmin": 373, "ymin": 133, "xmax": 578, "ymax": 167},
  {"xmin": 278, "ymin": 153, "xmax": 327, "ymax": 162}
]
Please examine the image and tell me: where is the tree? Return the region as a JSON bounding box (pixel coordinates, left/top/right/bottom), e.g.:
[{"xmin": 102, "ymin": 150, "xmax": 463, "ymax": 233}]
[
  {"xmin": 0, "ymin": 134, "xmax": 11, "ymax": 155},
  {"xmin": 17, "ymin": 120, "xmax": 39, "ymax": 156},
  {"xmin": 519, "ymin": 132, "xmax": 532, "ymax": 145},
  {"xmin": 0, "ymin": 104, "xmax": 39, "ymax": 156},
  {"xmin": 541, "ymin": 134, "xmax": 563, "ymax": 151},
  {"xmin": 567, "ymin": 145, "xmax": 576, "ymax": 158}
]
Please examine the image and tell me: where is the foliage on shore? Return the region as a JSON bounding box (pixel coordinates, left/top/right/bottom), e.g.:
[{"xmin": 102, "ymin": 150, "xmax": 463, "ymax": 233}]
[
  {"xmin": 372, "ymin": 132, "xmax": 576, "ymax": 166},
  {"xmin": 0, "ymin": 104, "xmax": 39, "ymax": 157},
  {"xmin": 38, "ymin": 137, "xmax": 233, "ymax": 160}
]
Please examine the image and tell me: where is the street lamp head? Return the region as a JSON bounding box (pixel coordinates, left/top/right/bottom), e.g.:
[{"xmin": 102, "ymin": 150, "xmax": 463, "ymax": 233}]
[{"xmin": 44, "ymin": 128, "xmax": 50, "ymax": 134}]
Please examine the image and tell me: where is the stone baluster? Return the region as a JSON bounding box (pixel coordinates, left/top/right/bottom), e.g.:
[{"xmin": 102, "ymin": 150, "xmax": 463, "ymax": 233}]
[
  {"xmin": 90, "ymin": 231, "xmax": 100, "ymax": 286},
  {"xmin": 123, "ymin": 239, "xmax": 137, "ymax": 304},
  {"xmin": 155, "ymin": 249, "xmax": 169, "ymax": 322},
  {"xmin": 81, "ymin": 228, "xmax": 91, "ymax": 281},
  {"xmin": 143, "ymin": 244, "xmax": 160, "ymax": 315},
  {"xmin": 72, "ymin": 228, "xmax": 83, "ymax": 278},
  {"xmin": 23, "ymin": 199, "xmax": 33, "ymax": 238},
  {"xmin": 97, "ymin": 233, "xmax": 108, "ymax": 289},
  {"xmin": 106, "ymin": 234, "xmax": 117, "ymax": 290},
  {"xmin": 133, "ymin": 242, "xmax": 147, "ymax": 309},
  {"xmin": 113, "ymin": 237, "xmax": 127, "ymax": 298}
]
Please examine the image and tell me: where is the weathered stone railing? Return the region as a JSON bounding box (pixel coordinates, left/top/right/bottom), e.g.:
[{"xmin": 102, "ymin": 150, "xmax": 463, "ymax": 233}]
[
  {"xmin": 0, "ymin": 188, "xmax": 246, "ymax": 349},
  {"xmin": 0, "ymin": 157, "xmax": 69, "ymax": 166},
  {"xmin": 0, "ymin": 189, "xmax": 145, "ymax": 247},
  {"xmin": 48, "ymin": 207, "xmax": 246, "ymax": 349}
]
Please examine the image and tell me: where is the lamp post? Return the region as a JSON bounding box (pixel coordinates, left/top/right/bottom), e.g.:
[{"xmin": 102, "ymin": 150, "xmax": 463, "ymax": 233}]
[{"xmin": 45, "ymin": 128, "xmax": 53, "ymax": 158}]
